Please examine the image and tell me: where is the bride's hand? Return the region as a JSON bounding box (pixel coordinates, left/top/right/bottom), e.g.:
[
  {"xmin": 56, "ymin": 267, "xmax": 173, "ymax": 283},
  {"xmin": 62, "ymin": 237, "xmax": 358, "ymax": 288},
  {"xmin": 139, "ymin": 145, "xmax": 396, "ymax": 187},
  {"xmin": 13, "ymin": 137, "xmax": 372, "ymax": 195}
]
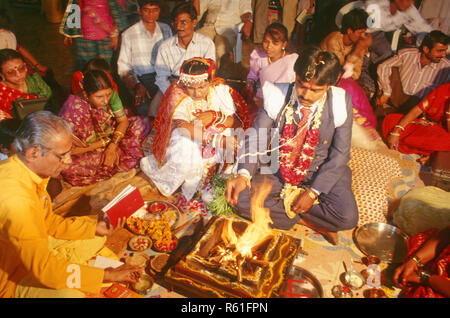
[{"xmin": 194, "ymin": 110, "xmax": 218, "ymax": 127}]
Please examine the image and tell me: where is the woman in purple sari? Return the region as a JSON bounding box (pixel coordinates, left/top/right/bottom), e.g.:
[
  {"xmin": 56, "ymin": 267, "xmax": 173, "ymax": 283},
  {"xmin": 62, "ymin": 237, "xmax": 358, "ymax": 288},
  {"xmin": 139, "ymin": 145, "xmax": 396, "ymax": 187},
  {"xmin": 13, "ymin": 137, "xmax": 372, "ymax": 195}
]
[{"xmin": 59, "ymin": 70, "xmax": 150, "ymax": 186}]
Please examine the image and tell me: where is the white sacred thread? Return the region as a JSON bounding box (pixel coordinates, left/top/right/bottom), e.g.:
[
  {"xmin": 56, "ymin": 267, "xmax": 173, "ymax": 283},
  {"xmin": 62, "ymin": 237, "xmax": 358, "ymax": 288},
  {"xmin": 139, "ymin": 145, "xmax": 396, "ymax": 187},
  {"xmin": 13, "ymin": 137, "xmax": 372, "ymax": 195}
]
[{"xmin": 236, "ymin": 90, "xmax": 322, "ymax": 163}]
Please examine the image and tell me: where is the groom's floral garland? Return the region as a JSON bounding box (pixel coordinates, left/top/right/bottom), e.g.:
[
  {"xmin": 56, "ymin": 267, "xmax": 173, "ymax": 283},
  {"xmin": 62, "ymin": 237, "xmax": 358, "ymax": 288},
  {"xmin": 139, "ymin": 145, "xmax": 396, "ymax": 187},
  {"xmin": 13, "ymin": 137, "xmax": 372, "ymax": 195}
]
[
  {"xmin": 279, "ymin": 91, "xmax": 327, "ymax": 187},
  {"xmin": 279, "ymin": 92, "xmax": 326, "ymax": 218}
]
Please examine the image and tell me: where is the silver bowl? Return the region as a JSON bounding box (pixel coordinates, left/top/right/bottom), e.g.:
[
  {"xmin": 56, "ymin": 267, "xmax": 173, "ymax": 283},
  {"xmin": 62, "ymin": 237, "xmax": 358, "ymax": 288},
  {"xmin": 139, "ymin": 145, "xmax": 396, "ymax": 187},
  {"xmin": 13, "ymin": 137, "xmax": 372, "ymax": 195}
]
[
  {"xmin": 353, "ymin": 223, "xmax": 409, "ymax": 264},
  {"xmin": 344, "ymin": 271, "xmax": 365, "ymax": 290}
]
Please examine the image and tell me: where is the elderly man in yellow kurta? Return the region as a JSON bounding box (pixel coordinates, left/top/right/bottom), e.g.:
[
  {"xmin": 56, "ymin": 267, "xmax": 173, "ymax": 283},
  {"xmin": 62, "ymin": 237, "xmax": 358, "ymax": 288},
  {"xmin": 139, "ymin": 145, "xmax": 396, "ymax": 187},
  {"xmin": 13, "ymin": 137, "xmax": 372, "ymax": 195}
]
[{"xmin": 0, "ymin": 111, "xmax": 144, "ymax": 298}]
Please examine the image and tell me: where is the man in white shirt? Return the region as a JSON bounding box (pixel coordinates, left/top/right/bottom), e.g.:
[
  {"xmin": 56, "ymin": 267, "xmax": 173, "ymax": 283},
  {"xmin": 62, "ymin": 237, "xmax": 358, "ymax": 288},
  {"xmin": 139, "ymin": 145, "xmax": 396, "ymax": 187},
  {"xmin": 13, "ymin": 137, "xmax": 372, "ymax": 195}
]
[
  {"xmin": 365, "ymin": 0, "xmax": 433, "ymax": 63},
  {"xmin": 149, "ymin": 3, "xmax": 215, "ymax": 117},
  {"xmin": 117, "ymin": 0, "xmax": 172, "ymax": 116}
]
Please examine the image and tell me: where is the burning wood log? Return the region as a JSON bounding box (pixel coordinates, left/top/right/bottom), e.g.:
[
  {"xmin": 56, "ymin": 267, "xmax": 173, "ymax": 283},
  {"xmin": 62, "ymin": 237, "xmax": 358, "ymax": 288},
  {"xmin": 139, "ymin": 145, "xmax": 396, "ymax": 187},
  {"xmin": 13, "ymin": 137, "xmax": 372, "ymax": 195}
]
[
  {"xmin": 236, "ymin": 255, "xmax": 244, "ymax": 283},
  {"xmin": 247, "ymin": 257, "xmax": 269, "ymax": 268}
]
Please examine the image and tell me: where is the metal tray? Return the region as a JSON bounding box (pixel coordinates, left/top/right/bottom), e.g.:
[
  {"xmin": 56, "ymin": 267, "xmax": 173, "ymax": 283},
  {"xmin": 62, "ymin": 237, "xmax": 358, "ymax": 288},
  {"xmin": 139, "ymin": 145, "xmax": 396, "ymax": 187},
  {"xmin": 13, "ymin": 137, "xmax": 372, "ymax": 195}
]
[{"xmin": 353, "ymin": 223, "xmax": 409, "ymax": 264}]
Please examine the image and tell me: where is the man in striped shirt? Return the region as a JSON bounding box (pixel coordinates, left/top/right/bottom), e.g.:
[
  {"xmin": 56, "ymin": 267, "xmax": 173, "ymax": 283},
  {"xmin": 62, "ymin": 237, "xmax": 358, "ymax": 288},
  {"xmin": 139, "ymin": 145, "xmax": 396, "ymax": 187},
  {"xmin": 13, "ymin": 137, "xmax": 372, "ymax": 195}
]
[
  {"xmin": 376, "ymin": 30, "xmax": 449, "ymax": 113},
  {"xmin": 148, "ymin": 3, "xmax": 216, "ymax": 117}
]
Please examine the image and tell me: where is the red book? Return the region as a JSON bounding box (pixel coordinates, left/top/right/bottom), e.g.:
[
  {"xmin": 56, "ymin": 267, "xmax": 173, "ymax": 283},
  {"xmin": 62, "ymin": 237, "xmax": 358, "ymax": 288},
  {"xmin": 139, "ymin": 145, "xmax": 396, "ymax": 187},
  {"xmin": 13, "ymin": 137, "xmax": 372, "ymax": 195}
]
[
  {"xmin": 104, "ymin": 283, "xmax": 143, "ymax": 298},
  {"xmin": 102, "ymin": 185, "xmax": 145, "ymax": 227}
]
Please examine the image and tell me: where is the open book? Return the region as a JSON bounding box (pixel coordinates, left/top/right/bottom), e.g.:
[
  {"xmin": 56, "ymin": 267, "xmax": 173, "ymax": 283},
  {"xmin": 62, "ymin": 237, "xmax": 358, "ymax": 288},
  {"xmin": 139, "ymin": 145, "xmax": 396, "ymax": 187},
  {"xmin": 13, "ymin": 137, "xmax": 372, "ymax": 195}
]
[{"xmin": 102, "ymin": 185, "xmax": 145, "ymax": 227}]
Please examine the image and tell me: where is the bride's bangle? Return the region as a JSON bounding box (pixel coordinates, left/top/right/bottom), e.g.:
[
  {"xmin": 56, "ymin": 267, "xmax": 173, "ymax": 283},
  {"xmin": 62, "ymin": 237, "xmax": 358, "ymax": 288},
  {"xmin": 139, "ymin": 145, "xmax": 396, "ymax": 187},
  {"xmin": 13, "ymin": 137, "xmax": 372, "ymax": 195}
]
[
  {"xmin": 394, "ymin": 125, "xmax": 405, "ymax": 131},
  {"xmin": 389, "ymin": 132, "xmax": 401, "ymax": 136}
]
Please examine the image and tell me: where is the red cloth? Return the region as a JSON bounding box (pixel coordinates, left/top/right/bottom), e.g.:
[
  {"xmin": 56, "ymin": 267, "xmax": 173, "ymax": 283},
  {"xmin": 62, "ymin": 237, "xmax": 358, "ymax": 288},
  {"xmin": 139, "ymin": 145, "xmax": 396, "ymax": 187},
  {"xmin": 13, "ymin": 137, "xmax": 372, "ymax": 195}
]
[
  {"xmin": 0, "ymin": 83, "xmax": 37, "ymax": 121},
  {"xmin": 382, "ymin": 83, "xmax": 450, "ymax": 156},
  {"xmin": 152, "ymin": 79, "xmax": 251, "ymax": 166},
  {"xmin": 402, "ymin": 228, "xmax": 450, "ymax": 298}
]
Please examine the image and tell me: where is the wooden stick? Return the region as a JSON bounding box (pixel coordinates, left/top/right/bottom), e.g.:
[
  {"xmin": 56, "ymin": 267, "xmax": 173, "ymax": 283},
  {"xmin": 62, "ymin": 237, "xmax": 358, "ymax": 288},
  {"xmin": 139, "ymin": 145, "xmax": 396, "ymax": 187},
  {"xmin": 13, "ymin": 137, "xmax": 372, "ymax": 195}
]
[{"xmin": 247, "ymin": 258, "xmax": 269, "ymax": 268}]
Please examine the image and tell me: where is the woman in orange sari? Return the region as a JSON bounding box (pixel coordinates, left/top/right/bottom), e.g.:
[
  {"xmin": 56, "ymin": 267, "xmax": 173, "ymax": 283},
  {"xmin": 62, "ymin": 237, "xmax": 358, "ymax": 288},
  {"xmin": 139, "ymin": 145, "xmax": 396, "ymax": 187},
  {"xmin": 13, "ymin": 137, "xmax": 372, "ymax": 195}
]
[{"xmin": 140, "ymin": 57, "xmax": 251, "ymax": 201}]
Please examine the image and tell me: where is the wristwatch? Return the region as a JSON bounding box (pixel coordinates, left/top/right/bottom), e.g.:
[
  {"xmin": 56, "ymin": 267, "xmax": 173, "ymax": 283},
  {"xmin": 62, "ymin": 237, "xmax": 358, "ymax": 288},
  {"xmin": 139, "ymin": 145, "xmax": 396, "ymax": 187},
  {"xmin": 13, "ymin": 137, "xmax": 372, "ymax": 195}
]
[{"xmin": 418, "ymin": 269, "xmax": 431, "ymax": 285}]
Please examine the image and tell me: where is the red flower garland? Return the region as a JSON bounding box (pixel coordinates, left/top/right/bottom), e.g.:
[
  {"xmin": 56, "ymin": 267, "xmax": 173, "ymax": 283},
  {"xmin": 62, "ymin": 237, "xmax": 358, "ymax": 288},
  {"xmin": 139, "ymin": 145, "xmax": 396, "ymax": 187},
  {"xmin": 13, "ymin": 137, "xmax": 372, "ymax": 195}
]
[{"xmin": 280, "ymin": 126, "xmax": 320, "ymax": 185}]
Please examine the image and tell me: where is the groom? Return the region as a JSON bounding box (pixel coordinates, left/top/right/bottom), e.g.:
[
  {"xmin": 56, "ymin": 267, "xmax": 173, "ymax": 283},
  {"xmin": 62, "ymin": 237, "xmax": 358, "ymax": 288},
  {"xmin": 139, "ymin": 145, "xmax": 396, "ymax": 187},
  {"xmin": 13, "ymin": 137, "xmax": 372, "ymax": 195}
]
[{"xmin": 226, "ymin": 47, "xmax": 358, "ymax": 245}]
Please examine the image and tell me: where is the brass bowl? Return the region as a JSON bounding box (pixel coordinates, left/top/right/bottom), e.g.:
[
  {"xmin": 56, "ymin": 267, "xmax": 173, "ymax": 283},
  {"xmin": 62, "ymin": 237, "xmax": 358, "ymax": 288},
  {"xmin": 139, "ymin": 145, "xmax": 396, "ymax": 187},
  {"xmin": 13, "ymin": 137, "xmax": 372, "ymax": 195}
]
[{"xmin": 131, "ymin": 274, "xmax": 154, "ymax": 295}]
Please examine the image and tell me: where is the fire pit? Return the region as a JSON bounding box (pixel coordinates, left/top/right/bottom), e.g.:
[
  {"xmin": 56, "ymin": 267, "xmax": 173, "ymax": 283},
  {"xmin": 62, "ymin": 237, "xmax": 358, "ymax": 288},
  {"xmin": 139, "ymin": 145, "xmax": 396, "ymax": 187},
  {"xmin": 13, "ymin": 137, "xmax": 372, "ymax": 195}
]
[{"xmin": 164, "ymin": 216, "xmax": 301, "ymax": 298}]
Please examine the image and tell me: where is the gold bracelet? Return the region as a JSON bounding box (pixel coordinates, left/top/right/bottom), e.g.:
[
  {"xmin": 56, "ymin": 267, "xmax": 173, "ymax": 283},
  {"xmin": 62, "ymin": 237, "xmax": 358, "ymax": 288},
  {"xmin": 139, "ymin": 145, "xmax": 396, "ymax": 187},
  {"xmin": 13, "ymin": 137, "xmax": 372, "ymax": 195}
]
[
  {"xmin": 411, "ymin": 255, "xmax": 424, "ymax": 269},
  {"xmin": 394, "ymin": 125, "xmax": 405, "ymax": 131},
  {"xmin": 114, "ymin": 130, "xmax": 125, "ymax": 137},
  {"xmin": 307, "ymin": 189, "xmax": 318, "ymax": 200},
  {"xmin": 112, "ymin": 131, "xmax": 124, "ymax": 144},
  {"xmin": 390, "ymin": 132, "xmax": 401, "ymax": 136},
  {"xmin": 110, "ymin": 28, "xmax": 119, "ymax": 38}
]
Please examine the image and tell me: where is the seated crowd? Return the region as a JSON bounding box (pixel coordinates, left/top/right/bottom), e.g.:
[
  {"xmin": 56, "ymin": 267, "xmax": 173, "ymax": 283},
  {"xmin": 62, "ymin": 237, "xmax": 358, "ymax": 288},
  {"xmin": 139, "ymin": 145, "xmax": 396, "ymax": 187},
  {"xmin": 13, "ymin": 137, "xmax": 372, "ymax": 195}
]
[{"xmin": 0, "ymin": 0, "xmax": 448, "ymax": 298}]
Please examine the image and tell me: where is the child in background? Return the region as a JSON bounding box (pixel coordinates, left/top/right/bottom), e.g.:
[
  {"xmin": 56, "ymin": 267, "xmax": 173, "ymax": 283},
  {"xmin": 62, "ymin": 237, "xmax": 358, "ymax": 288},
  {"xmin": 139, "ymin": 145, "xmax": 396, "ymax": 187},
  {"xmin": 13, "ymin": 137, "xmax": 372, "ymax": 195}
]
[
  {"xmin": 0, "ymin": 117, "xmax": 20, "ymax": 161},
  {"xmin": 71, "ymin": 57, "xmax": 119, "ymax": 94},
  {"xmin": 60, "ymin": 0, "xmax": 128, "ymax": 70}
]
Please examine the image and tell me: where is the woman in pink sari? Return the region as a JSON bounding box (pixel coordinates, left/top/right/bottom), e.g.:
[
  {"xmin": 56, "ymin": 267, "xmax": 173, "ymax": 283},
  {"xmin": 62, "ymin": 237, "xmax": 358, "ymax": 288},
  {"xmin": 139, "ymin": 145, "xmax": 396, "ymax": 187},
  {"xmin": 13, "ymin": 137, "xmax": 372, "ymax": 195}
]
[
  {"xmin": 59, "ymin": 70, "xmax": 150, "ymax": 186},
  {"xmin": 244, "ymin": 22, "xmax": 298, "ymax": 108}
]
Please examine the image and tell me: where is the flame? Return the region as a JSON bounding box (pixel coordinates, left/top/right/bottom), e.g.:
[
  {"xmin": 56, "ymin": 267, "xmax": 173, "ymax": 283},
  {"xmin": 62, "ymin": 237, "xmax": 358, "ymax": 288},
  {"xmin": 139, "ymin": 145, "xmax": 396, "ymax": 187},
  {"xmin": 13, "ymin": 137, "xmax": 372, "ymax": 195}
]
[{"xmin": 222, "ymin": 177, "xmax": 274, "ymax": 258}]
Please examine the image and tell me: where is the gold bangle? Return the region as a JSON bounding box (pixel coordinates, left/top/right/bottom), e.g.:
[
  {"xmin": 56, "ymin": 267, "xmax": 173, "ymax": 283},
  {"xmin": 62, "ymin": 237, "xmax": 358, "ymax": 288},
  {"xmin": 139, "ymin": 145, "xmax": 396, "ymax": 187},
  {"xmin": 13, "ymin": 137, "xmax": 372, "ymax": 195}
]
[
  {"xmin": 112, "ymin": 131, "xmax": 124, "ymax": 144},
  {"xmin": 390, "ymin": 132, "xmax": 401, "ymax": 136},
  {"xmin": 110, "ymin": 28, "xmax": 119, "ymax": 38},
  {"xmin": 307, "ymin": 189, "xmax": 318, "ymax": 200},
  {"xmin": 114, "ymin": 130, "xmax": 124, "ymax": 137},
  {"xmin": 411, "ymin": 255, "xmax": 424, "ymax": 269},
  {"xmin": 394, "ymin": 125, "xmax": 405, "ymax": 131},
  {"xmin": 111, "ymin": 136, "xmax": 121, "ymax": 144}
]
